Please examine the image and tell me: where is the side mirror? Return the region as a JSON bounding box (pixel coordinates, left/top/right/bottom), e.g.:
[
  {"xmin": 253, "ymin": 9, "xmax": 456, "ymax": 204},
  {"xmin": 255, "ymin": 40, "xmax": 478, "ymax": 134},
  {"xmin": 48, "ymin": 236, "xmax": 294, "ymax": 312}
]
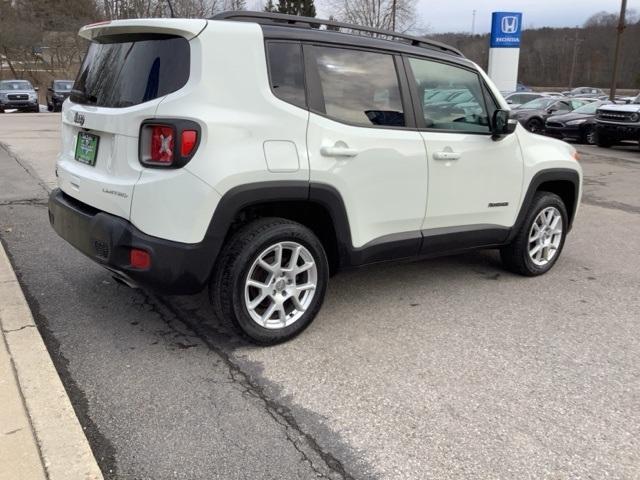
[
  {"xmin": 34, "ymin": 87, "xmax": 39, "ymax": 92},
  {"xmin": 47, "ymin": 87, "xmax": 53, "ymax": 92},
  {"xmin": 506, "ymin": 98, "xmax": 513, "ymax": 104},
  {"xmin": 492, "ymin": 109, "xmax": 517, "ymax": 138}
]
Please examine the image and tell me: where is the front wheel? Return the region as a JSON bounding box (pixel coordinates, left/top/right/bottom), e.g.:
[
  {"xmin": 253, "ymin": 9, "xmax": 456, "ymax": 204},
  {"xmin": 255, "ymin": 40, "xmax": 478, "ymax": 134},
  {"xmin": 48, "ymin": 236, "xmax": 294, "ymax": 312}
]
[
  {"xmin": 211, "ymin": 218, "xmax": 329, "ymax": 345},
  {"xmin": 525, "ymin": 118, "xmax": 544, "ymax": 134},
  {"xmin": 596, "ymin": 131, "xmax": 613, "ymax": 148},
  {"xmin": 501, "ymin": 192, "xmax": 568, "ymax": 276}
]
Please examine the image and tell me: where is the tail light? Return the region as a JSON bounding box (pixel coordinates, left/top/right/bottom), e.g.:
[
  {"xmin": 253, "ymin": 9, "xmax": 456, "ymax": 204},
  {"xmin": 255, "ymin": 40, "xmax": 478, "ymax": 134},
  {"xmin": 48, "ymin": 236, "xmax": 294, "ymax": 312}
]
[{"xmin": 139, "ymin": 119, "xmax": 201, "ymax": 168}]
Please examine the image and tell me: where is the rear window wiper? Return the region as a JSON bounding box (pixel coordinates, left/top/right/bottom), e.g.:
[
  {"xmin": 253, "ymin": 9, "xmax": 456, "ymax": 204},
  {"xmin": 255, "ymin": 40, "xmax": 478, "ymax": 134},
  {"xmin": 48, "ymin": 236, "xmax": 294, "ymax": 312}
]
[{"xmin": 71, "ymin": 89, "xmax": 97, "ymax": 105}]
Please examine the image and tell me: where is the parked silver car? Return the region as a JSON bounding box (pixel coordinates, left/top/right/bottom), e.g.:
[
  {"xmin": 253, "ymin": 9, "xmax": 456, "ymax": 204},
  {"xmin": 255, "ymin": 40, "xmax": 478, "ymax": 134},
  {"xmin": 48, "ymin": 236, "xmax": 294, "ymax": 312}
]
[{"xmin": 0, "ymin": 80, "xmax": 39, "ymax": 113}]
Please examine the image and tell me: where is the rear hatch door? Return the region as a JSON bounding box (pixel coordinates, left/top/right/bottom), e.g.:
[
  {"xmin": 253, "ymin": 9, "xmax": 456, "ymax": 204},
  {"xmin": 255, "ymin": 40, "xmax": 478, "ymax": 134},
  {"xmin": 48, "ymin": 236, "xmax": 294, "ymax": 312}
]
[{"xmin": 57, "ymin": 19, "xmax": 206, "ymax": 220}]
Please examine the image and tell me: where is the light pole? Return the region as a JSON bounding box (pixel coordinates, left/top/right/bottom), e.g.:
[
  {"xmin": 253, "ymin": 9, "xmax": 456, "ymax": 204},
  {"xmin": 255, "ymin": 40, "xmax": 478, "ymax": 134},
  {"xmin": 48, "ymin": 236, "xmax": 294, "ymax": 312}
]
[{"xmin": 609, "ymin": 0, "xmax": 627, "ymax": 100}]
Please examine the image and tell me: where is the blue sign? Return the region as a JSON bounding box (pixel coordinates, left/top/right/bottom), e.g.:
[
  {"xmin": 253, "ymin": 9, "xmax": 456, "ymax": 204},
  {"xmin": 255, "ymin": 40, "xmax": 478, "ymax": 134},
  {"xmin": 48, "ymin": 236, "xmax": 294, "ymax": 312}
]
[{"xmin": 490, "ymin": 12, "xmax": 523, "ymax": 48}]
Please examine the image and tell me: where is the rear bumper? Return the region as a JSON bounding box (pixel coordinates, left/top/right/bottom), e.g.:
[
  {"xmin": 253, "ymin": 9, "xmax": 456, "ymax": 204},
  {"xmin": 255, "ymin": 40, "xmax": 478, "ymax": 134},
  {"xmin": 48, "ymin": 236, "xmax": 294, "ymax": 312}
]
[{"xmin": 48, "ymin": 188, "xmax": 214, "ymax": 294}]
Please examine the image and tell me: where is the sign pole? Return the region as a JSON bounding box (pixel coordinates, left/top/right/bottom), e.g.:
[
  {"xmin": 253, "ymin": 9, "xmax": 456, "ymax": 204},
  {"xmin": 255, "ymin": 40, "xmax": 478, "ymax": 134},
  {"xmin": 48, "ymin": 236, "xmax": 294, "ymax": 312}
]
[{"xmin": 609, "ymin": 0, "xmax": 627, "ymax": 101}]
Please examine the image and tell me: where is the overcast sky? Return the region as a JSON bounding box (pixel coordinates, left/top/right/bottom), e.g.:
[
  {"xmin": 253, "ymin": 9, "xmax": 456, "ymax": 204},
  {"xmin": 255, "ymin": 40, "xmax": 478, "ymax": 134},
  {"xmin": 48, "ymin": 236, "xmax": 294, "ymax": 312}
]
[{"xmin": 413, "ymin": 0, "xmax": 640, "ymax": 34}]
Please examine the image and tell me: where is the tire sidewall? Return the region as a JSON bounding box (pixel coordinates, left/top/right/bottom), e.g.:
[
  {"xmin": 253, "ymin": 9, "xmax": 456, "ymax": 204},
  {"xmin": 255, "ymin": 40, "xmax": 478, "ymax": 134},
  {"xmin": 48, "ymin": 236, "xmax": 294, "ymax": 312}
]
[
  {"xmin": 229, "ymin": 224, "xmax": 329, "ymax": 343},
  {"xmin": 521, "ymin": 194, "xmax": 568, "ymax": 275},
  {"xmin": 527, "ymin": 118, "xmax": 543, "ymax": 133}
]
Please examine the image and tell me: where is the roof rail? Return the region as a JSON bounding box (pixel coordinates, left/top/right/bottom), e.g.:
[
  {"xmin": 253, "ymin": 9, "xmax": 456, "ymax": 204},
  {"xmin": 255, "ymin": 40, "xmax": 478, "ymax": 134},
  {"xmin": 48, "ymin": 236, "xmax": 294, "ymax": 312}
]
[{"xmin": 211, "ymin": 11, "xmax": 464, "ymax": 58}]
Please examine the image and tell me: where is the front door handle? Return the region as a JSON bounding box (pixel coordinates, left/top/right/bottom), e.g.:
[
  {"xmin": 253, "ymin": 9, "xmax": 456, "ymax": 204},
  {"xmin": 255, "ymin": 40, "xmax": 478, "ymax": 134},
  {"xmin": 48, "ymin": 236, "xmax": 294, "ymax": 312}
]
[
  {"xmin": 433, "ymin": 151, "xmax": 461, "ymax": 161},
  {"xmin": 320, "ymin": 144, "xmax": 359, "ymax": 158}
]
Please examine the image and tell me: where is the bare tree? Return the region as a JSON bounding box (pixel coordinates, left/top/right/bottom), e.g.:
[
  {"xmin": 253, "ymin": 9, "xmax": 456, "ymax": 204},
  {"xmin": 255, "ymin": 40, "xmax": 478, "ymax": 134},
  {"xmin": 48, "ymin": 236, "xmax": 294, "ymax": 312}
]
[{"xmin": 326, "ymin": 0, "xmax": 417, "ymax": 32}]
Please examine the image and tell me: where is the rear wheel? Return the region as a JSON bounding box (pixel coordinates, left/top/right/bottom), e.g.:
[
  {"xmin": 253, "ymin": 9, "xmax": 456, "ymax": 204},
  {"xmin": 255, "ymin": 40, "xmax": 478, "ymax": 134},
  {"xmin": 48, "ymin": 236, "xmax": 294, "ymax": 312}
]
[
  {"xmin": 211, "ymin": 218, "xmax": 329, "ymax": 345},
  {"xmin": 501, "ymin": 192, "xmax": 568, "ymax": 276},
  {"xmin": 582, "ymin": 126, "xmax": 597, "ymax": 145},
  {"xmin": 525, "ymin": 118, "xmax": 544, "ymax": 134}
]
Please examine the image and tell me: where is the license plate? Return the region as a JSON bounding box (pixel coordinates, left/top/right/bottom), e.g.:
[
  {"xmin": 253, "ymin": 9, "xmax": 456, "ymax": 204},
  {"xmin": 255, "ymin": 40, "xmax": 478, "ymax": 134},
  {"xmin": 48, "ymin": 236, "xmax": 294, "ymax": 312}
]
[{"xmin": 75, "ymin": 132, "xmax": 99, "ymax": 166}]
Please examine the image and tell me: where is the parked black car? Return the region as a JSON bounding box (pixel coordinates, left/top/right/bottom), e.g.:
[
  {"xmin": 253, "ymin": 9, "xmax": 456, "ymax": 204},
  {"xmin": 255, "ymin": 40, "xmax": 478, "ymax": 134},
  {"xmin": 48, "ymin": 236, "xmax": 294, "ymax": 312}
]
[
  {"xmin": 0, "ymin": 79, "xmax": 39, "ymax": 113},
  {"xmin": 595, "ymin": 94, "xmax": 640, "ymax": 149},
  {"xmin": 510, "ymin": 97, "xmax": 591, "ymax": 133},
  {"xmin": 46, "ymin": 80, "xmax": 73, "ymax": 112},
  {"xmin": 545, "ymin": 100, "xmax": 610, "ymax": 144}
]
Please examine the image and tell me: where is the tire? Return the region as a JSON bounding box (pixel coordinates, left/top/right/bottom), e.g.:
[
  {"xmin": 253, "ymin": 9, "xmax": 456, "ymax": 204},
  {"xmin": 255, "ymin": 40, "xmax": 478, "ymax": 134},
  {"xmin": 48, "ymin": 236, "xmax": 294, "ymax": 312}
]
[
  {"xmin": 47, "ymin": 102, "xmax": 53, "ymax": 112},
  {"xmin": 210, "ymin": 217, "xmax": 329, "ymax": 345},
  {"xmin": 596, "ymin": 131, "xmax": 612, "ymax": 148},
  {"xmin": 500, "ymin": 192, "xmax": 568, "ymax": 276},
  {"xmin": 582, "ymin": 126, "xmax": 597, "ymax": 145},
  {"xmin": 525, "ymin": 118, "xmax": 544, "ymax": 134}
]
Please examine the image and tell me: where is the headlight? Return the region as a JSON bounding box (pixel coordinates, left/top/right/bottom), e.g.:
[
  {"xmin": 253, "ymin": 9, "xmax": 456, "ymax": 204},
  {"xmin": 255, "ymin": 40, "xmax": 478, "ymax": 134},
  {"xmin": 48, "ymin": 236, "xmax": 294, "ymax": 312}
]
[
  {"xmin": 566, "ymin": 119, "xmax": 587, "ymax": 126},
  {"xmin": 630, "ymin": 112, "xmax": 640, "ymax": 122},
  {"xmin": 0, "ymin": 93, "xmax": 7, "ymax": 100},
  {"xmin": 28, "ymin": 93, "xmax": 37, "ymax": 100}
]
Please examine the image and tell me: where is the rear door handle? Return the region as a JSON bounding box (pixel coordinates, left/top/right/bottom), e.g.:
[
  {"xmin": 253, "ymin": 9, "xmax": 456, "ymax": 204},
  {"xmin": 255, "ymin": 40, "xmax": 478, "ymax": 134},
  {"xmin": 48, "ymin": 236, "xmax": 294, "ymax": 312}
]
[
  {"xmin": 320, "ymin": 145, "xmax": 359, "ymax": 158},
  {"xmin": 433, "ymin": 151, "xmax": 461, "ymax": 161}
]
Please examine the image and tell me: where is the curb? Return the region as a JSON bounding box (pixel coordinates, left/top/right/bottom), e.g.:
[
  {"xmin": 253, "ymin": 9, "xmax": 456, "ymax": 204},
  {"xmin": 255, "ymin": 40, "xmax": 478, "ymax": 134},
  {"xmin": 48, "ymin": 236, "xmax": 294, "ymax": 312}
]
[{"xmin": 0, "ymin": 242, "xmax": 104, "ymax": 480}]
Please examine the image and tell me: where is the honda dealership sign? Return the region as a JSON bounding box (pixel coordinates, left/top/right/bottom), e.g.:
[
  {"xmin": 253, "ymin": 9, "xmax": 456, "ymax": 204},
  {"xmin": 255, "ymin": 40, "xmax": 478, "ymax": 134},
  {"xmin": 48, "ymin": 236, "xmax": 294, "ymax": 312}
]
[{"xmin": 488, "ymin": 12, "xmax": 523, "ymax": 93}]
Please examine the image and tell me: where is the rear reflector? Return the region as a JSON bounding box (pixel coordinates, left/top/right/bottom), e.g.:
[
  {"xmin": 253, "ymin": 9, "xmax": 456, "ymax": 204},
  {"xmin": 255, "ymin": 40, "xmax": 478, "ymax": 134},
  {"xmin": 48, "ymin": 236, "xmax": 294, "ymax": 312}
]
[
  {"xmin": 181, "ymin": 130, "xmax": 197, "ymax": 157},
  {"xmin": 130, "ymin": 249, "xmax": 151, "ymax": 269}
]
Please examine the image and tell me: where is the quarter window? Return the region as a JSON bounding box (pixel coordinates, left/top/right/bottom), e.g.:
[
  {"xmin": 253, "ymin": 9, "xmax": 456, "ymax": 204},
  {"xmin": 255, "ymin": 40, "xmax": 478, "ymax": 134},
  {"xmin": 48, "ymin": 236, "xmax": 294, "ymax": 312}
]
[
  {"xmin": 311, "ymin": 46, "xmax": 405, "ymax": 127},
  {"xmin": 408, "ymin": 57, "xmax": 491, "ymax": 133},
  {"xmin": 266, "ymin": 42, "xmax": 306, "ymax": 108}
]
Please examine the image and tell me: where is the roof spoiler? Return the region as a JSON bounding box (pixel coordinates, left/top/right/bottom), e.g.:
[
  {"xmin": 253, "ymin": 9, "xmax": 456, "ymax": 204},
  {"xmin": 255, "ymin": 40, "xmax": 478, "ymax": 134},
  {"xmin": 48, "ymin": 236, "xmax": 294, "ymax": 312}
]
[{"xmin": 79, "ymin": 18, "xmax": 208, "ymax": 41}]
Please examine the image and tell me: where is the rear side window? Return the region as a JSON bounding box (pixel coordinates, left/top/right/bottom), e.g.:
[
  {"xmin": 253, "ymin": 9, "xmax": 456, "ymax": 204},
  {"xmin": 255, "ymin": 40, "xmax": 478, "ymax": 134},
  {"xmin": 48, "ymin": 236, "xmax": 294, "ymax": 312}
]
[
  {"xmin": 71, "ymin": 34, "xmax": 189, "ymax": 108},
  {"xmin": 310, "ymin": 46, "xmax": 405, "ymax": 128},
  {"xmin": 266, "ymin": 42, "xmax": 306, "ymax": 108}
]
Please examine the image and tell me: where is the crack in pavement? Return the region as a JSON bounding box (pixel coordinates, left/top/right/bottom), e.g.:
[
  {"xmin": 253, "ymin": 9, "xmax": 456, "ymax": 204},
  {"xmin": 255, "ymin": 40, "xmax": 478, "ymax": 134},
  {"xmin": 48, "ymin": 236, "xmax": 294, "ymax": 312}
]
[
  {"xmin": 2, "ymin": 324, "xmax": 36, "ymax": 333},
  {"xmin": 137, "ymin": 290, "xmax": 355, "ymax": 480},
  {"xmin": 0, "ymin": 199, "xmax": 48, "ymax": 206}
]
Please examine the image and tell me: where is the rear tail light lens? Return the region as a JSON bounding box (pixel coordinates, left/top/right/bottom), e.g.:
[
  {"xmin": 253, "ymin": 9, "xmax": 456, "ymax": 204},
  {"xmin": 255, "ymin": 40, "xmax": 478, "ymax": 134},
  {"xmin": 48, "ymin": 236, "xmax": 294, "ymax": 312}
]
[
  {"xmin": 139, "ymin": 120, "xmax": 200, "ymax": 168},
  {"xmin": 150, "ymin": 126, "xmax": 175, "ymax": 164}
]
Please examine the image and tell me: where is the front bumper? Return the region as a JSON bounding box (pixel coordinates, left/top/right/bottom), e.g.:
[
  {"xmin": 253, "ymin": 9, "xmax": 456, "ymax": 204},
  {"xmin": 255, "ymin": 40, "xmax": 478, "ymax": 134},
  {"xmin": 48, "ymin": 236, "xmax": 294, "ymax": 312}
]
[
  {"xmin": 0, "ymin": 100, "xmax": 38, "ymax": 110},
  {"xmin": 596, "ymin": 122, "xmax": 640, "ymax": 142},
  {"xmin": 544, "ymin": 125, "xmax": 581, "ymax": 140},
  {"xmin": 48, "ymin": 188, "xmax": 214, "ymax": 294}
]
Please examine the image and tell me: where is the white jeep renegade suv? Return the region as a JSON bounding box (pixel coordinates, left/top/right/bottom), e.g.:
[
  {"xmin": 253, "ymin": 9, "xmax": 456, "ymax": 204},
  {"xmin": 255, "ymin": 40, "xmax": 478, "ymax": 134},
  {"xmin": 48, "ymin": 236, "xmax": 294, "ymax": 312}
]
[{"xmin": 49, "ymin": 12, "xmax": 582, "ymax": 344}]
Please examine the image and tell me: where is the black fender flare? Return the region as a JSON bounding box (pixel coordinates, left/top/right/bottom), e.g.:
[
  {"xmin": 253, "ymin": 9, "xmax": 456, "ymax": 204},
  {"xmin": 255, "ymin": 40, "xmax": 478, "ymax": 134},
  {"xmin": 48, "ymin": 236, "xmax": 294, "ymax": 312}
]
[{"xmin": 507, "ymin": 168, "xmax": 580, "ymax": 243}]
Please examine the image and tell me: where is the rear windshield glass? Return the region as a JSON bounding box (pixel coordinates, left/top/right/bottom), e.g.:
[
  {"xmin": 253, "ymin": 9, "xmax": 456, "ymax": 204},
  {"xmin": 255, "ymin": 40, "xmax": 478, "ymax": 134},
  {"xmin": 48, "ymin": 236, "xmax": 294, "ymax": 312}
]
[{"xmin": 71, "ymin": 34, "xmax": 190, "ymax": 108}]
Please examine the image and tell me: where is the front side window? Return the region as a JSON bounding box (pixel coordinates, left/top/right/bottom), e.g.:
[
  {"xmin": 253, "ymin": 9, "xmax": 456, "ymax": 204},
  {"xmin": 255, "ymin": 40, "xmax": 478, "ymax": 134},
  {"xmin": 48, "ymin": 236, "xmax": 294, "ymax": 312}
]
[
  {"xmin": 266, "ymin": 42, "xmax": 306, "ymax": 108},
  {"xmin": 311, "ymin": 46, "xmax": 405, "ymax": 128},
  {"xmin": 408, "ymin": 57, "xmax": 490, "ymax": 133}
]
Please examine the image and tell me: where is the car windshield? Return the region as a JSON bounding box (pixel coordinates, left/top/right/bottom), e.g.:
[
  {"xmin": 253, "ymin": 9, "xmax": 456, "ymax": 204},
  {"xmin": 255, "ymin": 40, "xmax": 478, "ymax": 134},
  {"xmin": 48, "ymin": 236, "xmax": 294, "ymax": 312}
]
[
  {"xmin": 518, "ymin": 98, "xmax": 556, "ymax": 110},
  {"xmin": 573, "ymin": 101, "xmax": 604, "ymax": 114},
  {"xmin": 0, "ymin": 80, "xmax": 33, "ymax": 91},
  {"xmin": 54, "ymin": 81, "xmax": 73, "ymax": 91}
]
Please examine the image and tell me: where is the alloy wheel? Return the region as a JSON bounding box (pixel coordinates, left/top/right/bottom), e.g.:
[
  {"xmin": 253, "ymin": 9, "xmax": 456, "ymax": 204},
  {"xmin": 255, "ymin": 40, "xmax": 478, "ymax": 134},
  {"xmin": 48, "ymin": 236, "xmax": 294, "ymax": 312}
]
[
  {"xmin": 528, "ymin": 207, "xmax": 563, "ymax": 266},
  {"xmin": 244, "ymin": 241, "xmax": 317, "ymax": 329}
]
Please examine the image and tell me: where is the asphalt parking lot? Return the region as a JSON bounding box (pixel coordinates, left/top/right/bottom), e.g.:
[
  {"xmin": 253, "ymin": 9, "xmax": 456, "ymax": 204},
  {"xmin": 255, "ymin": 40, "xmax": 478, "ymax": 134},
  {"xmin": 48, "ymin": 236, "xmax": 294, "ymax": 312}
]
[{"xmin": 1, "ymin": 114, "xmax": 639, "ymax": 479}]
